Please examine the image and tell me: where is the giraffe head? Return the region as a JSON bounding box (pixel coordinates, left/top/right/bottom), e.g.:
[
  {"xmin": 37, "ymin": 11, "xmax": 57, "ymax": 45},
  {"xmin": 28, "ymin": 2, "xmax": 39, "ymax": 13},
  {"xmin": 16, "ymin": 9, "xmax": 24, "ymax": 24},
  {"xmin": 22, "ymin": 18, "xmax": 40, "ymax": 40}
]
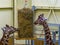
[
  {"xmin": 1, "ymin": 24, "xmax": 18, "ymax": 36},
  {"xmin": 0, "ymin": 25, "xmax": 18, "ymax": 45},
  {"xmin": 34, "ymin": 13, "xmax": 47, "ymax": 25}
]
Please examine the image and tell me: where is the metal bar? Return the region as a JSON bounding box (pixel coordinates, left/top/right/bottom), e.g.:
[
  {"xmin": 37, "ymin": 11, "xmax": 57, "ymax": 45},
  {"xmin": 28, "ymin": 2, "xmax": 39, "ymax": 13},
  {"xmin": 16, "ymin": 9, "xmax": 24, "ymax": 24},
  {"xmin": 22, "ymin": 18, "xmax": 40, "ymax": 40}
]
[
  {"xmin": 31, "ymin": 40, "xmax": 34, "ymax": 45},
  {"xmin": 58, "ymin": 25, "xmax": 60, "ymax": 45},
  {"xmin": 25, "ymin": 40, "xmax": 27, "ymax": 45},
  {"xmin": 48, "ymin": 23, "xmax": 60, "ymax": 26},
  {"xmin": 12, "ymin": 0, "xmax": 14, "ymax": 45},
  {"xmin": 52, "ymin": 31, "xmax": 56, "ymax": 44},
  {"xmin": 32, "ymin": 6, "xmax": 36, "ymax": 11},
  {"xmin": 35, "ymin": 23, "xmax": 60, "ymax": 26},
  {"xmin": 28, "ymin": 40, "xmax": 30, "ymax": 45},
  {"xmin": 34, "ymin": 29, "xmax": 58, "ymax": 32},
  {"xmin": 37, "ymin": 38, "xmax": 44, "ymax": 40},
  {"xmin": 44, "ymin": 37, "xmax": 46, "ymax": 45},
  {"xmin": 34, "ymin": 6, "xmax": 60, "ymax": 10}
]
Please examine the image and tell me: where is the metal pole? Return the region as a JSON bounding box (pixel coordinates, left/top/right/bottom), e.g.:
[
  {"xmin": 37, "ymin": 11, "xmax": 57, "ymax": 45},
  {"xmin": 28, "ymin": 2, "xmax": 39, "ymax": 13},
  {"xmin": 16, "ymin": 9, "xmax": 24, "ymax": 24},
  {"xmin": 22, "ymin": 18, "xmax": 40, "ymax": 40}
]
[
  {"xmin": 58, "ymin": 25, "xmax": 60, "ymax": 45},
  {"xmin": 52, "ymin": 31, "xmax": 56, "ymax": 44},
  {"xmin": 31, "ymin": 40, "xmax": 34, "ymax": 45},
  {"xmin": 28, "ymin": 40, "xmax": 30, "ymax": 45},
  {"xmin": 44, "ymin": 36, "xmax": 46, "ymax": 45}
]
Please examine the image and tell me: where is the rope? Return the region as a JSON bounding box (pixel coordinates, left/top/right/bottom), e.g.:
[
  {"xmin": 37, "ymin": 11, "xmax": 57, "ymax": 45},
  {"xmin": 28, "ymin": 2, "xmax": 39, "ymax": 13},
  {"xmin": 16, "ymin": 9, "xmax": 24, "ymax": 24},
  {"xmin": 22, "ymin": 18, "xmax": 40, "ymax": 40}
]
[
  {"xmin": 52, "ymin": 10, "xmax": 58, "ymax": 24},
  {"xmin": 46, "ymin": 0, "xmax": 59, "ymax": 24},
  {"xmin": 24, "ymin": 0, "xmax": 28, "ymax": 8}
]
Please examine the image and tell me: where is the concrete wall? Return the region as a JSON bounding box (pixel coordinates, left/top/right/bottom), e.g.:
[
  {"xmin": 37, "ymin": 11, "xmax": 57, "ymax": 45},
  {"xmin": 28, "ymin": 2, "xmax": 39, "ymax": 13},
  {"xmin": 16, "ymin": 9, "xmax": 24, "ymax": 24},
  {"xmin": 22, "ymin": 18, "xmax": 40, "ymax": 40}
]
[
  {"xmin": 0, "ymin": 0, "xmax": 13, "ymax": 40},
  {"xmin": 0, "ymin": 0, "xmax": 13, "ymax": 7},
  {"xmin": 16, "ymin": 0, "xmax": 32, "ymax": 9},
  {"xmin": 32, "ymin": 0, "xmax": 60, "ymax": 7}
]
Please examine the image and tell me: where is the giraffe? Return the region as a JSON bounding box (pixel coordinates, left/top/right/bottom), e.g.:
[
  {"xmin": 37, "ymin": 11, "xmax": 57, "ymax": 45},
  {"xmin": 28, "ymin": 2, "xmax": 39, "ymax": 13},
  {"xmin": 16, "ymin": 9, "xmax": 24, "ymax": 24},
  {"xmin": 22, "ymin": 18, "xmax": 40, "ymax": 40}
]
[
  {"xmin": 0, "ymin": 24, "xmax": 18, "ymax": 45},
  {"xmin": 34, "ymin": 14, "xmax": 55, "ymax": 45}
]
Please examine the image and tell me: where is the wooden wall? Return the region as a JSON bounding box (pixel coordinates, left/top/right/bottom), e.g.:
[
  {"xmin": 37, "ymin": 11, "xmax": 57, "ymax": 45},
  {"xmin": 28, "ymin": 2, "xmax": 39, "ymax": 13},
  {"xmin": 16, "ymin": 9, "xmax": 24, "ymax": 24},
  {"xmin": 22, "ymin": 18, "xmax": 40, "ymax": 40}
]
[
  {"xmin": 34, "ymin": 40, "xmax": 58, "ymax": 45},
  {"xmin": 8, "ymin": 38, "xmax": 13, "ymax": 45},
  {"xmin": 34, "ymin": 39, "xmax": 44, "ymax": 45}
]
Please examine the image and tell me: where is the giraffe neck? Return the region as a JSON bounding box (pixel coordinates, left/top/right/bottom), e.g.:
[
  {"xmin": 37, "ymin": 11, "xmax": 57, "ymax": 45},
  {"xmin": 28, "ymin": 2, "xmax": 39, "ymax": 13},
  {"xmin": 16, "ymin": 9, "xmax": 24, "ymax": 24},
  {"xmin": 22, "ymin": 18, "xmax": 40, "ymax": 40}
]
[
  {"xmin": 1, "ymin": 32, "xmax": 9, "ymax": 45},
  {"xmin": 43, "ymin": 22, "xmax": 55, "ymax": 45}
]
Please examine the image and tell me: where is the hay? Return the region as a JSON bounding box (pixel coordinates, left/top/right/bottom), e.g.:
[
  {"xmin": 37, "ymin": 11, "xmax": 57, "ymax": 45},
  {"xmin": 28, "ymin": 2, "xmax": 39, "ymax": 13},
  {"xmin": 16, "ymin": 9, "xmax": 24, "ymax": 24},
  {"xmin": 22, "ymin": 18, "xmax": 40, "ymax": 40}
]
[{"xmin": 18, "ymin": 8, "xmax": 33, "ymax": 38}]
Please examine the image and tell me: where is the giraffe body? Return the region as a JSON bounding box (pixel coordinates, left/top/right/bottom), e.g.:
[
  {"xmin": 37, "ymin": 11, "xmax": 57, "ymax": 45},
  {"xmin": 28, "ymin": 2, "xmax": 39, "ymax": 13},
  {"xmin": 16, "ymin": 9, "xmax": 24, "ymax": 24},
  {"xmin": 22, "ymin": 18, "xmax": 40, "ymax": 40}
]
[{"xmin": 34, "ymin": 14, "xmax": 55, "ymax": 45}]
